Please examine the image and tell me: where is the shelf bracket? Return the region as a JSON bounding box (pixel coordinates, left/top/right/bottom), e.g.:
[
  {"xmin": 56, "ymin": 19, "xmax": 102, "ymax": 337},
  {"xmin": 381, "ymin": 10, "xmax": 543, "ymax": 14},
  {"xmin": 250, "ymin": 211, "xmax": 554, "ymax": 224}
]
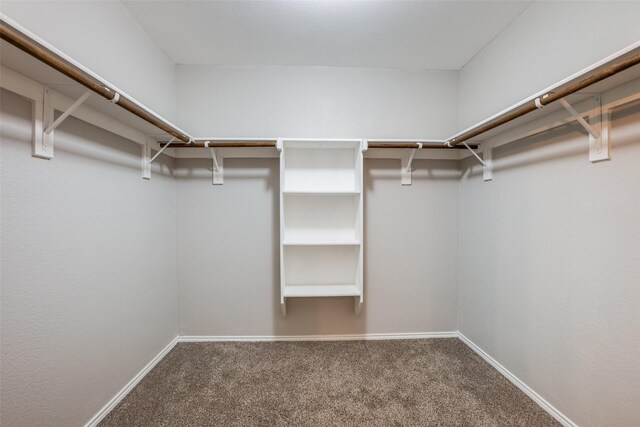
[
  {"xmin": 401, "ymin": 142, "xmax": 422, "ymax": 185},
  {"xmin": 559, "ymin": 98, "xmax": 600, "ymax": 139},
  {"xmin": 44, "ymin": 90, "xmax": 91, "ymax": 135},
  {"xmin": 276, "ymin": 138, "xmax": 283, "ymax": 152},
  {"xmin": 482, "ymin": 143, "xmax": 493, "ymax": 182},
  {"xmin": 462, "ymin": 140, "xmax": 493, "ymax": 181},
  {"xmin": 462, "ymin": 141, "xmax": 487, "ymax": 167},
  {"xmin": 31, "ymin": 88, "xmax": 47, "ymax": 159},
  {"xmin": 142, "ymin": 139, "xmax": 151, "ymax": 180},
  {"xmin": 559, "ymin": 97, "xmax": 609, "ymax": 162},
  {"xmin": 589, "ymin": 97, "xmax": 610, "ymax": 162},
  {"xmin": 208, "ymin": 143, "xmax": 224, "ymax": 185},
  {"xmin": 361, "ymin": 138, "xmax": 368, "ymax": 153},
  {"xmin": 36, "ymin": 89, "xmax": 91, "ymax": 160},
  {"xmin": 149, "ymin": 137, "xmax": 176, "ymax": 165}
]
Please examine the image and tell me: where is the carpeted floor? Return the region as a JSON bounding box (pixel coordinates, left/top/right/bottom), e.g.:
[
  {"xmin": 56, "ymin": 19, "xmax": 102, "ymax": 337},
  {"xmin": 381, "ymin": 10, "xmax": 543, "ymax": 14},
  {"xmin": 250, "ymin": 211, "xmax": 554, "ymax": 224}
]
[{"xmin": 99, "ymin": 338, "xmax": 559, "ymax": 426}]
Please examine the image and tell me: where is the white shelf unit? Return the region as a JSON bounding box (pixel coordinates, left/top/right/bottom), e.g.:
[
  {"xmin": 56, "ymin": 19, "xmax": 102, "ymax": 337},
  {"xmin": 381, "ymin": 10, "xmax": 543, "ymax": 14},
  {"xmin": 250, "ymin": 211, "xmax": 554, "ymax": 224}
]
[{"xmin": 279, "ymin": 139, "xmax": 365, "ymax": 315}]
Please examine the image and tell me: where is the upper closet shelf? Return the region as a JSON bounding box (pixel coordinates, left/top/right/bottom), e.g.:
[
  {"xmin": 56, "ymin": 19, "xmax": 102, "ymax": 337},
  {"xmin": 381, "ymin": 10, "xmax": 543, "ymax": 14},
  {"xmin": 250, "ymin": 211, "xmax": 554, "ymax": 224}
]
[
  {"xmin": 1, "ymin": 14, "xmax": 639, "ymax": 181},
  {"xmin": 283, "ymin": 190, "xmax": 361, "ymax": 195}
]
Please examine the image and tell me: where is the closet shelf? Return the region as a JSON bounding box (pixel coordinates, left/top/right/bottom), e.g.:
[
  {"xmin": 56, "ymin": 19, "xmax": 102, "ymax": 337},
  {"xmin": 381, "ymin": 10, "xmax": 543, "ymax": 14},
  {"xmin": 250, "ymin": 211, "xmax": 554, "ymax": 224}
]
[
  {"xmin": 2, "ymin": 15, "xmax": 639, "ymax": 159},
  {"xmin": 280, "ymin": 138, "xmax": 364, "ymax": 315},
  {"xmin": 283, "ymin": 284, "xmax": 361, "ymax": 298},
  {"xmin": 282, "ymin": 240, "xmax": 361, "ymax": 246},
  {"xmin": 283, "ymin": 190, "xmax": 360, "ymax": 196}
]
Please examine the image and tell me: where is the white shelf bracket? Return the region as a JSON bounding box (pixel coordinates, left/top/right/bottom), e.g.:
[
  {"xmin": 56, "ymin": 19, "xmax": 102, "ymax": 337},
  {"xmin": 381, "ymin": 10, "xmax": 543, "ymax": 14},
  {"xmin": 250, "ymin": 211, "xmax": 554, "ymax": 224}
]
[
  {"xmin": 36, "ymin": 89, "xmax": 91, "ymax": 160},
  {"xmin": 401, "ymin": 142, "xmax": 422, "ymax": 185},
  {"xmin": 149, "ymin": 137, "xmax": 175, "ymax": 165},
  {"xmin": 276, "ymin": 138, "xmax": 283, "ymax": 152},
  {"xmin": 559, "ymin": 97, "xmax": 610, "ymax": 162},
  {"xmin": 209, "ymin": 144, "xmax": 224, "ymax": 185},
  {"xmin": 35, "ymin": 87, "xmax": 54, "ymax": 159},
  {"xmin": 482, "ymin": 143, "xmax": 493, "ymax": 182},
  {"xmin": 589, "ymin": 97, "xmax": 610, "ymax": 162},
  {"xmin": 142, "ymin": 139, "xmax": 151, "ymax": 180},
  {"xmin": 44, "ymin": 90, "xmax": 91, "ymax": 134},
  {"xmin": 31, "ymin": 88, "xmax": 47, "ymax": 159},
  {"xmin": 462, "ymin": 141, "xmax": 487, "ymax": 168},
  {"xmin": 361, "ymin": 138, "xmax": 368, "ymax": 153},
  {"xmin": 559, "ymin": 98, "xmax": 600, "ymax": 139},
  {"xmin": 354, "ymin": 296, "xmax": 362, "ymax": 314}
]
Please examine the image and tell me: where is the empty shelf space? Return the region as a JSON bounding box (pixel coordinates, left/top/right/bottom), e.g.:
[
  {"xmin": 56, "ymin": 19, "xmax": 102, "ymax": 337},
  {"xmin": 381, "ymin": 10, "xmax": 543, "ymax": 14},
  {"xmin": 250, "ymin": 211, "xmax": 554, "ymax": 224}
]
[
  {"xmin": 282, "ymin": 190, "xmax": 360, "ymax": 195},
  {"xmin": 283, "ymin": 193, "xmax": 361, "ymax": 242},
  {"xmin": 281, "ymin": 140, "xmax": 362, "ymax": 149},
  {"xmin": 283, "ymin": 284, "xmax": 361, "ymax": 298},
  {"xmin": 283, "ymin": 147, "xmax": 360, "ymax": 192},
  {"xmin": 282, "ymin": 240, "xmax": 361, "ymax": 246},
  {"xmin": 283, "ymin": 245, "xmax": 360, "ymax": 286}
]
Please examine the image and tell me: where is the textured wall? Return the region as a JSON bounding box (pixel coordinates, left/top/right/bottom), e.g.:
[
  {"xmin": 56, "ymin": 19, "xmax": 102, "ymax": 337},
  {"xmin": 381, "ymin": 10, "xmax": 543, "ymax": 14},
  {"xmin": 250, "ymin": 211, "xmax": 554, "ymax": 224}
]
[
  {"xmin": 458, "ymin": 102, "xmax": 640, "ymax": 426},
  {"xmin": 0, "ymin": 0, "xmax": 177, "ymax": 121},
  {"xmin": 0, "ymin": 90, "xmax": 178, "ymax": 427},
  {"xmin": 176, "ymin": 65, "xmax": 458, "ymax": 139},
  {"xmin": 458, "ymin": 1, "xmax": 640, "ymax": 129},
  {"xmin": 175, "ymin": 157, "xmax": 459, "ymax": 336}
]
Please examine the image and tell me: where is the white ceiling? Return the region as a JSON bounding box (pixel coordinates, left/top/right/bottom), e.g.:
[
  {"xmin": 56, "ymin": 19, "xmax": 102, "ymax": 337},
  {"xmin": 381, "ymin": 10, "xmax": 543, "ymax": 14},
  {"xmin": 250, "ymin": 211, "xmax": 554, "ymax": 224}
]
[{"xmin": 121, "ymin": 1, "xmax": 533, "ymax": 70}]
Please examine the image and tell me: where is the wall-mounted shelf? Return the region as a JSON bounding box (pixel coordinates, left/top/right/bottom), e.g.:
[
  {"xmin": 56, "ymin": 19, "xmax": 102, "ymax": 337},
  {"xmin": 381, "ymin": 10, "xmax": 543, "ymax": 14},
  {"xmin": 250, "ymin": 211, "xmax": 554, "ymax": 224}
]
[
  {"xmin": 282, "ymin": 241, "xmax": 361, "ymax": 246},
  {"xmin": 279, "ymin": 139, "xmax": 365, "ymax": 315},
  {"xmin": 282, "ymin": 190, "xmax": 361, "ymax": 195},
  {"xmin": 283, "ymin": 284, "xmax": 361, "ymax": 298},
  {"xmin": 3, "ymin": 12, "xmax": 639, "ymax": 187}
]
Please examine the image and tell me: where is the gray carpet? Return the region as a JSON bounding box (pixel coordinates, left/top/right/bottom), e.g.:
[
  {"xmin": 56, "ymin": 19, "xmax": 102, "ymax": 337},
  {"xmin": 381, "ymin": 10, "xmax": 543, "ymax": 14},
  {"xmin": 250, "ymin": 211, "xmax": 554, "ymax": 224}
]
[{"xmin": 99, "ymin": 338, "xmax": 559, "ymax": 426}]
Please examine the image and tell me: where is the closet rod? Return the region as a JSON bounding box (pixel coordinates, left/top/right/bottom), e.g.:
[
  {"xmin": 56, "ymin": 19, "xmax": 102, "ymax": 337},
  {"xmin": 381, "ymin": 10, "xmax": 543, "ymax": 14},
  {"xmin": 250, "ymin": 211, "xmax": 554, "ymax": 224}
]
[
  {"xmin": 368, "ymin": 143, "xmax": 476, "ymax": 149},
  {"xmin": 161, "ymin": 141, "xmax": 478, "ymax": 149},
  {"xmin": 0, "ymin": 18, "xmax": 192, "ymax": 143},
  {"xmin": 166, "ymin": 141, "xmax": 277, "ymax": 148},
  {"xmin": 448, "ymin": 46, "xmax": 640, "ymax": 146}
]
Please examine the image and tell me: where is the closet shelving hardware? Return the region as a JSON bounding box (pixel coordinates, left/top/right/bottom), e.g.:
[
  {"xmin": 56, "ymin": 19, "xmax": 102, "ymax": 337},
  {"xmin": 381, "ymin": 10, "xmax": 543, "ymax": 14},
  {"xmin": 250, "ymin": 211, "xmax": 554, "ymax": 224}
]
[
  {"xmin": 161, "ymin": 141, "xmax": 477, "ymax": 149},
  {"xmin": 278, "ymin": 139, "xmax": 366, "ymax": 315},
  {"xmin": 283, "ymin": 190, "xmax": 361, "ymax": 196},
  {"xmin": 149, "ymin": 137, "xmax": 176, "ymax": 164},
  {"xmin": 0, "ymin": 15, "xmax": 192, "ymax": 143},
  {"xmin": 43, "ymin": 89, "xmax": 91, "ymax": 134},
  {"xmin": 448, "ymin": 42, "xmax": 640, "ymax": 169},
  {"xmin": 209, "ymin": 148, "xmax": 224, "ymax": 185},
  {"xmin": 1, "ymin": 14, "xmax": 639, "ymax": 182}
]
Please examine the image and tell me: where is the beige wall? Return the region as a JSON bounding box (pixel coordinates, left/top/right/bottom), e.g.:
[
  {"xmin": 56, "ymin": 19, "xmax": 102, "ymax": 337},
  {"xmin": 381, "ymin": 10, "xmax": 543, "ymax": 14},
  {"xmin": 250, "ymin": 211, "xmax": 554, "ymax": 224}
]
[
  {"xmin": 0, "ymin": 90, "xmax": 178, "ymax": 427},
  {"xmin": 173, "ymin": 63, "xmax": 462, "ymax": 336},
  {"xmin": 175, "ymin": 157, "xmax": 460, "ymax": 336},
  {"xmin": 0, "ymin": 0, "xmax": 177, "ymax": 121},
  {"xmin": 458, "ymin": 102, "xmax": 640, "ymax": 426},
  {"xmin": 176, "ymin": 65, "xmax": 458, "ymax": 139},
  {"xmin": 458, "ymin": 1, "xmax": 640, "ymax": 129}
]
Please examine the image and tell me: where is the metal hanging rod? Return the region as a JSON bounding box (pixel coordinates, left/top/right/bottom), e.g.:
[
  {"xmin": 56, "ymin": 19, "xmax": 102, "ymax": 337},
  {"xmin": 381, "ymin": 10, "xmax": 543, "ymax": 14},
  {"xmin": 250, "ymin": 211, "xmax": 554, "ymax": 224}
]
[
  {"xmin": 161, "ymin": 141, "xmax": 478, "ymax": 149},
  {"xmin": 0, "ymin": 17, "xmax": 192, "ymax": 143},
  {"xmin": 2, "ymin": 14, "xmax": 638, "ymax": 153},
  {"xmin": 368, "ymin": 143, "xmax": 476, "ymax": 150},
  {"xmin": 447, "ymin": 45, "xmax": 640, "ymax": 147},
  {"xmin": 169, "ymin": 140, "xmax": 278, "ymax": 148}
]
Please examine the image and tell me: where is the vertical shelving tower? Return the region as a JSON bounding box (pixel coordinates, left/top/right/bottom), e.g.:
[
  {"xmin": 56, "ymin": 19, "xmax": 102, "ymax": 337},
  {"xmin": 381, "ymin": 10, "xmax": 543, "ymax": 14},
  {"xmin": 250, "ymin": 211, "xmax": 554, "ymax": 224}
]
[{"xmin": 278, "ymin": 139, "xmax": 366, "ymax": 315}]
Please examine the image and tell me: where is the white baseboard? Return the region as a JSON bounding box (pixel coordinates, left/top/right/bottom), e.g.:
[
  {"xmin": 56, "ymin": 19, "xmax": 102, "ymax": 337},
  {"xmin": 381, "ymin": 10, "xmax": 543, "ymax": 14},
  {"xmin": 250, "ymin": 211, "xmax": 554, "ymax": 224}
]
[
  {"xmin": 84, "ymin": 336, "xmax": 179, "ymax": 427},
  {"xmin": 457, "ymin": 333, "xmax": 577, "ymax": 427},
  {"xmin": 179, "ymin": 331, "xmax": 458, "ymax": 342}
]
